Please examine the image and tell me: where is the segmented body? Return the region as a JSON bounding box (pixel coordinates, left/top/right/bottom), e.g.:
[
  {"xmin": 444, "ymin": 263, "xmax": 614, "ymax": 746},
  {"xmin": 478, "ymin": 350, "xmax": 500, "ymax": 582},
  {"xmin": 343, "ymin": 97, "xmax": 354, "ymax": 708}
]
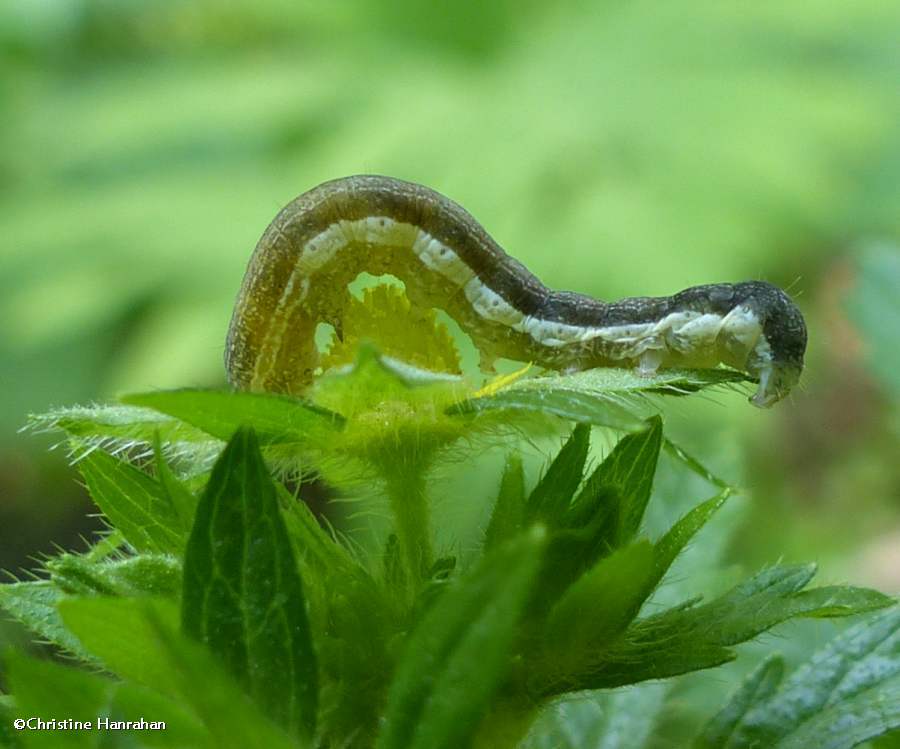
[{"xmin": 226, "ymin": 175, "xmax": 807, "ymax": 407}]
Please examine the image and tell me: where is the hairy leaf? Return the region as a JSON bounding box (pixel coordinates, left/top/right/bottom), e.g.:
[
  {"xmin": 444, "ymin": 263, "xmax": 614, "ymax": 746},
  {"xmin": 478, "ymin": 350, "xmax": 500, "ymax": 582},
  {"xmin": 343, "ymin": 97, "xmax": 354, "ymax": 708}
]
[
  {"xmin": 542, "ymin": 540, "xmax": 656, "ymax": 677},
  {"xmin": 530, "ymin": 486, "xmax": 622, "ymax": 614},
  {"xmin": 6, "ymin": 650, "xmax": 115, "ymax": 748},
  {"xmin": 377, "ymin": 528, "xmax": 545, "ymax": 749},
  {"xmin": 527, "ymin": 424, "xmax": 591, "ymax": 524},
  {"xmin": 696, "ymin": 607, "xmax": 900, "ymax": 748},
  {"xmin": 567, "ymin": 416, "xmax": 663, "ymax": 546},
  {"xmin": 181, "ymin": 426, "xmax": 318, "ymax": 740},
  {"xmin": 150, "ymin": 626, "xmax": 302, "ymax": 749},
  {"xmin": 7, "ymin": 632, "xmax": 206, "ymax": 748},
  {"xmin": 524, "ymin": 683, "xmax": 668, "ymax": 749},
  {"xmin": 566, "ymin": 566, "xmax": 894, "ymax": 691},
  {"xmin": 525, "ymin": 368, "xmax": 749, "ymax": 395},
  {"xmin": 27, "ymin": 404, "xmax": 211, "ymax": 449},
  {"xmin": 48, "ymin": 553, "xmax": 180, "ymax": 597},
  {"xmin": 154, "ymin": 435, "xmax": 198, "ymax": 532},
  {"xmin": 59, "ymin": 597, "xmax": 298, "ymax": 749},
  {"xmin": 78, "ymin": 447, "xmax": 184, "ymax": 554},
  {"xmin": 652, "ymin": 490, "xmax": 731, "ymax": 585},
  {"xmin": 484, "ymin": 453, "xmax": 526, "ymax": 550},
  {"xmin": 123, "ymin": 388, "xmax": 343, "ymax": 445},
  {"xmin": 312, "ymin": 342, "xmax": 464, "ymax": 418},
  {"xmin": 693, "ymin": 655, "xmax": 785, "ymax": 748},
  {"xmin": 448, "ymin": 387, "xmax": 645, "ymax": 432},
  {"xmin": 449, "ymin": 368, "xmax": 748, "ymax": 431},
  {"xmin": 0, "ymin": 581, "xmax": 90, "ymax": 659},
  {"xmin": 741, "ymin": 607, "xmax": 900, "ymax": 748},
  {"xmin": 690, "ymin": 567, "xmax": 892, "ymax": 647},
  {"xmin": 59, "ymin": 596, "xmax": 182, "ymax": 689}
]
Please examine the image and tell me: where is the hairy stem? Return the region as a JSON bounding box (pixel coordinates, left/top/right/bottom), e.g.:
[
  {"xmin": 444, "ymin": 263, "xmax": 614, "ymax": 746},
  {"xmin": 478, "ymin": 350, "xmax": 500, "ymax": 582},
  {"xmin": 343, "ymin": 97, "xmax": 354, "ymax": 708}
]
[{"xmin": 382, "ymin": 460, "xmax": 433, "ymax": 591}]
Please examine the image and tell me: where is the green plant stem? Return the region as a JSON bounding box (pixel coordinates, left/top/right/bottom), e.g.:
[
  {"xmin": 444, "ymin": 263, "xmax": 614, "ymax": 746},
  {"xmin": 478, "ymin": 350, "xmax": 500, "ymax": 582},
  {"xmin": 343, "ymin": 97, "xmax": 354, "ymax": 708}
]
[{"xmin": 382, "ymin": 461, "xmax": 433, "ymax": 591}]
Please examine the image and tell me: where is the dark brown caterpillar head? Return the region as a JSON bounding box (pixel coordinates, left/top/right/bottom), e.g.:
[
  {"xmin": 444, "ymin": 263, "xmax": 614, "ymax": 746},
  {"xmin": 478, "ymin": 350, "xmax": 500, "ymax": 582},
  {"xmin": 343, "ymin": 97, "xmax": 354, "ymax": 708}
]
[{"xmin": 736, "ymin": 281, "xmax": 807, "ymax": 407}]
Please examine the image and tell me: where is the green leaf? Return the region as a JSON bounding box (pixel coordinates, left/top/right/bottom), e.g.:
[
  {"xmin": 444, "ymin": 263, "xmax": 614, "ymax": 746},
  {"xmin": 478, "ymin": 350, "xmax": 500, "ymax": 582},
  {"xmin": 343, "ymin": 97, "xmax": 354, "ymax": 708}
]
[
  {"xmin": 181, "ymin": 426, "xmax": 318, "ymax": 740},
  {"xmin": 484, "ymin": 453, "xmax": 526, "ymax": 550},
  {"xmin": 153, "ymin": 434, "xmax": 198, "ymax": 532},
  {"xmin": 448, "ymin": 387, "xmax": 645, "ymax": 432},
  {"xmin": 693, "ymin": 655, "xmax": 785, "ymax": 748},
  {"xmin": 122, "ymin": 388, "xmax": 344, "ymax": 445},
  {"xmin": 0, "ymin": 694, "xmax": 21, "ymax": 749},
  {"xmin": 6, "ymin": 650, "xmax": 115, "ymax": 749},
  {"xmin": 311, "ymin": 342, "xmax": 464, "ymax": 422},
  {"xmin": 48, "ymin": 553, "xmax": 180, "ymax": 597},
  {"xmin": 82, "ymin": 531, "xmax": 125, "ymax": 562},
  {"xmin": 58, "ymin": 597, "xmax": 298, "ymax": 749},
  {"xmin": 773, "ymin": 680, "xmax": 900, "ymax": 749},
  {"xmin": 321, "ymin": 582, "xmax": 393, "ymax": 746},
  {"xmin": 448, "ymin": 367, "xmax": 749, "ymax": 430},
  {"xmin": 527, "ymin": 367, "xmax": 748, "ymax": 396},
  {"xmin": 584, "ymin": 637, "xmax": 736, "ymax": 692},
  {"xmin": 691, "ymin": 566, "xmax": 892, "ymax": 646},
  {"xmin": 377, "ymin": 528, "xmax": 546, "ymax": 749},
  {"xmin": 102, "ymin": 683, "xmax": 208, "ymax": 748},
  {"xmin": 567, "ymin": 416, "xmax": 663, "ymax": 546},
  {"xmin": 527, "ymin": 424, "xmax": 591, "ymax": 524},
  {"xmin": 59, "ymin": 596, "xmax": 183, "ymax": 689},
  {"xmin": 6, "ymin": 649, "xmax": 206, "ymax": 749},
  {"xmin": 757, "ymin": 607, "xmax": 900, "ymax": 748},
  {"xmin": 542, "ymin": 540, "xmax": 656, "ymax": 677},
  {"xmin": 570, "ymin": 565, "xmax": 894, "ymax": 690},
  {"xmin": 27, "ymin": 404, "xmax": 212, "ymax": 449},
  {"xmin": 78, "ymin": 447, "xmax": 184, "ymax": 554},
  {"xmin": 529, "ymin": 486, "xmax": 622, "ymax": 615},
  {"xmin": 524, "ymin": 683, "xmax": 668, "ymax": 749},
  {"xmin": 696, "ymin": 607, "xmax": 900, "ymax": 749},
  {"xmin": 784, "ymin": 586, "xmax": 897, "ymax": 619},
  {"xmin": 149, "ymin": 612, "xmax": 302, "ymax": 749},
  {"xmin": 652, "ymin": 489, "xmax": 731, "ymax": 584},
  {"xmin": 0, "ymin": 581, "xmax": 91, "ymax": 659}
]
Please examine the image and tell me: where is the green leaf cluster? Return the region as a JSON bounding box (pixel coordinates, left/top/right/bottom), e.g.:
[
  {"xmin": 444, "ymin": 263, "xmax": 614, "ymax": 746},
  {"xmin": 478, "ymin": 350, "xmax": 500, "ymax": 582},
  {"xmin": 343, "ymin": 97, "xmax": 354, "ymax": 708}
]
[{"xmin": 4, "ymin": 348, "xmax": 897, "ymax": 748}]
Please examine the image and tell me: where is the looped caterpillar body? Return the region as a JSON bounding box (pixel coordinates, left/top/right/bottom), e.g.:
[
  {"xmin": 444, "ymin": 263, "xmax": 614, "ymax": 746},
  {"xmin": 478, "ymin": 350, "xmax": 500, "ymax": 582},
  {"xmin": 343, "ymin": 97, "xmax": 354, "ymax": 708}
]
[{"xmin": 226, "ymin": 175, "xmax": 807, "ymax": 407}]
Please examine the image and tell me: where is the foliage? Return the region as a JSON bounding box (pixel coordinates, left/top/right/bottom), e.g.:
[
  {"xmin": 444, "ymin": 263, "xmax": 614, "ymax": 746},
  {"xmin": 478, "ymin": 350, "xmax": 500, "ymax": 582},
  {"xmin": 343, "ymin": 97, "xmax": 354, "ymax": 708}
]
[
  {"xmin": 694, "ymin": 608, "xmax": 900, "ymax": 748},
  {"xmin": 3, "ymin": 318, "xmax": 897, "ymax": 747}
]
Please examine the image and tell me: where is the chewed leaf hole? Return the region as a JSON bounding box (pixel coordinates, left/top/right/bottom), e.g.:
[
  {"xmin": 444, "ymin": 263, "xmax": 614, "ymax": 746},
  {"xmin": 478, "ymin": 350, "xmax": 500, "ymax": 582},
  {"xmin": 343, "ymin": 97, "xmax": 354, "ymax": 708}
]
[{"xmin": 320, "ymin": 284, "xmax": 461, "ymax": 375}]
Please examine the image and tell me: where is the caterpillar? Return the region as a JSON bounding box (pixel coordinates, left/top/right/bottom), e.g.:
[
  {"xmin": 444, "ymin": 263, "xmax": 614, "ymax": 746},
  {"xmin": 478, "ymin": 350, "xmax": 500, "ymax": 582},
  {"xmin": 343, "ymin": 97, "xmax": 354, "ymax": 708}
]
[{"xmin": 225, "ymin": 175, "xmax": 807, "ymax": 407}]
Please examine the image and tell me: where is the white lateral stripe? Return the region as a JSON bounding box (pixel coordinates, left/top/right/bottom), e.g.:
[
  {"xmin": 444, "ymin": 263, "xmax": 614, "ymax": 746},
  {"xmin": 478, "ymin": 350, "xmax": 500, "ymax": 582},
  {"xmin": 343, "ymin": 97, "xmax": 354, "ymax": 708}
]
[
  {"xmin": 292, "ymin": 218, "xmax": 765, "ymax": 356},
  {"xmin": 414, "ymin": 229, "xmax": 476, "ymax": 285}
]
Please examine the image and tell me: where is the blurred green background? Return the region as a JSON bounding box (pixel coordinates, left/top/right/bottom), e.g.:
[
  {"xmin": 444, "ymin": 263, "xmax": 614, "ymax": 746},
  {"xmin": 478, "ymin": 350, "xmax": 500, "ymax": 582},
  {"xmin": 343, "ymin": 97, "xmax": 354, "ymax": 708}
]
[{"xmin": 1, "ymin": 0, "xmax": 898, "ymax": 710}]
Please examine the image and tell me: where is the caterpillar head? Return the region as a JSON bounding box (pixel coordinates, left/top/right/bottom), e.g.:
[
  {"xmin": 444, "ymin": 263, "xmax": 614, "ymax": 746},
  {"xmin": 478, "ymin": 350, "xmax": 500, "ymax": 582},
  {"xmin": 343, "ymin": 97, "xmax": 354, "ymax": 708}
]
[{"xmin": 743, "ymin": 282, "xmax": 807, "ymax": 408}]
